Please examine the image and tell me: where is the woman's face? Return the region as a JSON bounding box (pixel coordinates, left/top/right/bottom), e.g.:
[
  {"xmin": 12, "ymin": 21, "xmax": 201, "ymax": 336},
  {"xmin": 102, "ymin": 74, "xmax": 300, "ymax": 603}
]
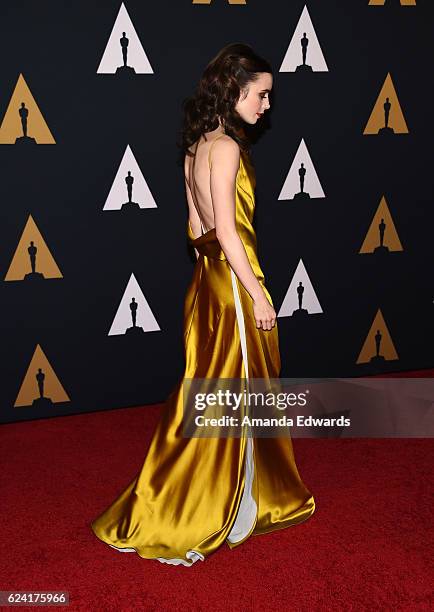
[{"xmin": 235, "ymin": 72, "xmax": 273, "ymax": 125}]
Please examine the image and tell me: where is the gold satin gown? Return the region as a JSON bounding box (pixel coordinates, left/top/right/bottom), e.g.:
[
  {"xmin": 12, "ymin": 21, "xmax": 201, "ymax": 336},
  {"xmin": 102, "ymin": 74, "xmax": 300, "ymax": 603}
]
[{"xmin": 91, "ymin": 136, "xmax": 315, "ymax": 566}]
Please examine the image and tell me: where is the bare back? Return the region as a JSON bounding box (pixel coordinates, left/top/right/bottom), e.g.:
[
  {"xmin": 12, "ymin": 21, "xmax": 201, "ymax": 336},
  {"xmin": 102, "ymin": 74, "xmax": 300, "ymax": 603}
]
[{"xmin": 185, "ymin": 133, "xmax": 230, "ymax": 234}]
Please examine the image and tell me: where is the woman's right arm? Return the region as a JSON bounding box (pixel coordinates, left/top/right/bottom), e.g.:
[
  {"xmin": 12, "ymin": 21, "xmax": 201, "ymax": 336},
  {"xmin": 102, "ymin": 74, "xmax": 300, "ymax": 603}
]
[{"xmin": 210, "ymin": 137, "xmax": 276, "ymax": 331}]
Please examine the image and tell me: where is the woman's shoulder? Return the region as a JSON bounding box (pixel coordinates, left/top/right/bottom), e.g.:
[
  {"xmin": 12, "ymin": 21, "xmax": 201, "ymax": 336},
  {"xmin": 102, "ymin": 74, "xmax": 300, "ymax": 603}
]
[
  {"xmin": 209, "ymin": 133, "xmax": 240, "ymax": 156},
  {"xmin": 208, "ymin": 135, "xmax": 241, "ymax": 173},
  {"xmin": 185, "ymin": 133, "xmax": 241, "ymax": 162},
  {"xmin": 211, "ymin": 132, "xmax": 238, "ymax": 145}
]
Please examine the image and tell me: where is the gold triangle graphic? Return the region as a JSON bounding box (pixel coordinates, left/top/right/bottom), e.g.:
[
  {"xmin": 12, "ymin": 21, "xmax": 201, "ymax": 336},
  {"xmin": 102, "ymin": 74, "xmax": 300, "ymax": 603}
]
[
  {"xmin": 369, "ymin": 1, "xmax": 416, "ymax": 5},
  {"xmin": 356, "ymin": 309, "xmax": 399, "ymax": 364},
  {"xmin": 363, "ymin": 73, "xmax": 409, "ymax": 134},
  {"xmin": 0, "ymin": 73, "xmax": 55, "ymax": 144},
  {"xmin": 4, "ymin": 214, "xmax": 63, "ymax": 281},
  {"xmin": 14, "ymin": 344, "xmax": 70, "ymax": 407},
  {"xmin": 359, "ymin": 196, "xmax": 403, "ymax": 253}
]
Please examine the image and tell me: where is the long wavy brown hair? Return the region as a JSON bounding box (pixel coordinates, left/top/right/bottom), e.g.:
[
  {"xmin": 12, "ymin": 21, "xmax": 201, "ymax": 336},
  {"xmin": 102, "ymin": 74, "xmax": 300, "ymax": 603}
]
[{"xmin": 178, "ymin": 42, "xmax": 273, "ymax": 159}]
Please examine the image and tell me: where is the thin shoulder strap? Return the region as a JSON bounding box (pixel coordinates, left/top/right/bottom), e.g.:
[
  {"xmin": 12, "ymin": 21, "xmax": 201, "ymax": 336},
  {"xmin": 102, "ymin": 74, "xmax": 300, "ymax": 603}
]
[{"xmin": 208, "ymin": 134, "xmax": 226, "ymax": 170}]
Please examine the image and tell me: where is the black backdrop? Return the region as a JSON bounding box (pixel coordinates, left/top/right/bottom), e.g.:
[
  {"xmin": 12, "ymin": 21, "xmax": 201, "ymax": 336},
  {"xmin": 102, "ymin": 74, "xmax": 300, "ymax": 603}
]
[{"xmin": 0, "ymin": 0, "xmax": 433, "ymax": 425}]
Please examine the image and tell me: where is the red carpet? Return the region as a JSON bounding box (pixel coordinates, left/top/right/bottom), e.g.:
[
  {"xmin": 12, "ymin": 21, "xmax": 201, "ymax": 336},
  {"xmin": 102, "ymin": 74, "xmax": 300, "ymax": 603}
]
[{"xmin": 2, "ymin": 371, "xmax": 433, "ymax": 611}]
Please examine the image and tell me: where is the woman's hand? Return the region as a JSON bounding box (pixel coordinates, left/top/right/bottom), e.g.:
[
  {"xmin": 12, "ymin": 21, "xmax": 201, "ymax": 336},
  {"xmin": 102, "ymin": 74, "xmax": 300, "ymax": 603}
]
[{"xmin": 252, "ymin": 294, "xmax": 276, "ymax": 331}]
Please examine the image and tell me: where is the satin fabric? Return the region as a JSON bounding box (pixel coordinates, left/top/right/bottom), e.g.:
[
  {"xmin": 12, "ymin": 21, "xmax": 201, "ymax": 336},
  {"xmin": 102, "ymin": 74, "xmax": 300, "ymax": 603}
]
[{"xmin": 91, "ymin": 146, "xmax": 315, "ymax": 565}]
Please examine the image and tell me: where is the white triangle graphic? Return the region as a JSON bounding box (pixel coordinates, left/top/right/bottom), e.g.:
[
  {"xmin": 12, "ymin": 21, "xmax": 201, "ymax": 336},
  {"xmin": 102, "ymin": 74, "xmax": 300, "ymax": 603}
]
[
  {"xmin": 277, "ymin": 258, "xmax": 323, "ymax": 317},
  {"xmin": 280, "ymin": 5, "xmax": 328, "ymax": 73},
  {"xmin": 97, "ymin": 3, "xmax": 153, "ymax": 74},
  {"xmin": 278, "ymin": 138, "xmax": 325, "ymax": 200},
  {"xmin": 108, "ymin": 272, "xmax": 160, "ymax": 335},
  {"xmin": 104, "ymin": 145, "xmax": 157, "ymax": 210}
]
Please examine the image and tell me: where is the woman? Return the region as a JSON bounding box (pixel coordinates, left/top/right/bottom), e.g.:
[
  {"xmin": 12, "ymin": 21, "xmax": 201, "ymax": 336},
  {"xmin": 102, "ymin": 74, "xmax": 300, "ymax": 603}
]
[{"xmin": 91, "ymin": 43, "xmax": 315, "ymax": 566}]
